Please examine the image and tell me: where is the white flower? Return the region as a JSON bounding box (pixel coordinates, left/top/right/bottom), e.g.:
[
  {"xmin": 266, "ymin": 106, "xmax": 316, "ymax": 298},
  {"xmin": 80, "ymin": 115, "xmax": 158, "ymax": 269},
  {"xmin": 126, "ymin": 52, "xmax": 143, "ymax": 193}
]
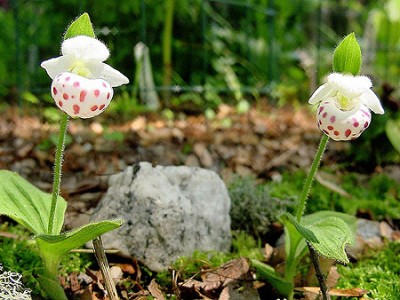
[
  {"xmin": 309, "ymin": 73, "xmax": 384, "ymax": 141},
  {"xmin": 41, "ymin": 36, "xmax": 129, "ymax": 118}
]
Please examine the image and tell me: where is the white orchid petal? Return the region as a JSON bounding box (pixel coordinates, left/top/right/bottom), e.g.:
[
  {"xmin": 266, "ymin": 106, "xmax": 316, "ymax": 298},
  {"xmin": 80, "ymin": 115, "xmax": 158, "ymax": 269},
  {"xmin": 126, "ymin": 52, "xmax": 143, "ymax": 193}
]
[
  {"xmin": 40, "ymin": 55, "xmax": 75, "ymax": 79},
  {"xmin": 83, "ymin": 62, "xmax": 129, "ymax": 87},
  {"xmin": 96, "ymin": 63, "xmax": 129, "ymax": 87},
  {"xmin": 361, "ymin": 89, "xmax": 384, "ymax": 114},
  {"xmin": 328, "ymin": 73, "xmax": 372, "ymax": 98},
  {"xmin": 62, "ymin": 36, "xmax": 109, "ymax": 61},
  {"xmin": 309, "ymin": 83, "xmax": 335, "ymax": 104}
]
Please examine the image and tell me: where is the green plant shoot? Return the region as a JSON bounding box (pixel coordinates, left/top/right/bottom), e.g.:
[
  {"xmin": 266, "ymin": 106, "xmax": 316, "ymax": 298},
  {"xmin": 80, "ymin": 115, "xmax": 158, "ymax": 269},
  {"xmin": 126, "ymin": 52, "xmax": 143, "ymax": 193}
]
[
  {"xmin": 0, "ymin": 13, "xmax": 125, "ymax": 299},
  {"xmin": 252, "ymin": 32, "xmax": 385, "ymax": 300}
]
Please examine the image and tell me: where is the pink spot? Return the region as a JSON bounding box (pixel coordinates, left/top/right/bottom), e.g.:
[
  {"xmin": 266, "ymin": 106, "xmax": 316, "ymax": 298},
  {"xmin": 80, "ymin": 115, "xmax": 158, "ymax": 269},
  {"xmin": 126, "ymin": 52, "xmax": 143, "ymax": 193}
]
[
  {"xmin": 73, "ymin": 81, "xmax": 80, "ymax": 87},
  {"xmin": 322, "ymin": 112, "xmax": 327, "ymax": 118},
  {"xmin": 345, "ymin": 129, "xmax": 351, "ymax": 137},
  {"xmin": 63, "ymin": 93, "xmax": 69, "ymax": 100},
  {"xmin": 327, "ymin": 126, "xmax": 334, "ymax": 130},
  {"xmin": 330, "ymin": 116, "xmax": 336, "ymax": 123},
  {"xmin": 52, "ymin": 87, "xmax": 58, "ymax": 95},
  {"xmin": 99, "ymin": 104, "xmax": 106, "ymax": 110},
  {"xmin": 58, "ymin": 101, "xmax": 63, "ymax": 107},
  {"xmin": 323, "ymin": 129, "xmax": 329, "ymax": 135},
  {"xmin": 353, "ymin": 121, "xmax": 359, "ymax": 127},
  {"xmin": 334, "ymin": 131, "xmax": 339, "ymax": 136},
  {"xmin": 73, "ymin": 104, "xmax": 80, "ymax": 115},
  {"xmin": 90, "ymin": 105, "xmax": 98, "ymax": 111},
  {"xmin": 80, "ymin": 90, "xmax": 87, "ymax": 102},
  {"xmin": 364, "ymin": 122, "xmax": 369, "ymax": 128},
  {"xmin": 318, "ymin": 106, "xmax": 324, "ymax": 114},
  {"xmin": 318, "ymin": 120, "xmax": 322, "ymax": 125},
  {"xmin": 107, "ymin": 92, "xmax": 110, "ymax": 99},
  {"xmin": 94, "ymin": 89, "xmax": 100, "ymax": 97},
  {"xmin": 361, "ymin": 109, "xmax": 370, "ymax": 118},
  {"xmin": 102, "ymin": 82, "xmax": 107, "ymax": 88},
  {"xmin": 65, "ymin": 76, "xmax": 71, "ymax": 81}
]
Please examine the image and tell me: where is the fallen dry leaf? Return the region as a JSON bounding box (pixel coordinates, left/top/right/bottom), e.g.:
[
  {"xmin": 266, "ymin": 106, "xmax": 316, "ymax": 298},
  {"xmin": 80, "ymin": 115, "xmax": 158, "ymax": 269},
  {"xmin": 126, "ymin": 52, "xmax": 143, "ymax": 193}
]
[
  {"xmin": 201, "ymin": 257, "xmax": 251, "ymax": 291},
  {"xmin": 148, "ymin": 279, "xmax": 165, "ymax": 300}
]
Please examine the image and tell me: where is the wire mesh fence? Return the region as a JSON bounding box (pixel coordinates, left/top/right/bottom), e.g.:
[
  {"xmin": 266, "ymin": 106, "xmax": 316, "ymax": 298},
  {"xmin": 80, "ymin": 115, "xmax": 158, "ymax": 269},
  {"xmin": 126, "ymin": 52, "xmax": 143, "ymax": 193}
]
[{"xmin": 3, "ymin": 0, "xmax": 400, "ymax": 107}]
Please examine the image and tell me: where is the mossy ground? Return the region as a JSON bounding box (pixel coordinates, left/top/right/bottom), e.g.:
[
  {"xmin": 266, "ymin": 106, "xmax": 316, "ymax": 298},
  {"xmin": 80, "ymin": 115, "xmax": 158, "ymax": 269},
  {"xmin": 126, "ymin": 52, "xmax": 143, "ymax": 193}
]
[{"xmin": 0, "ymin": 169, "xmax": 399, "ymax": 298}]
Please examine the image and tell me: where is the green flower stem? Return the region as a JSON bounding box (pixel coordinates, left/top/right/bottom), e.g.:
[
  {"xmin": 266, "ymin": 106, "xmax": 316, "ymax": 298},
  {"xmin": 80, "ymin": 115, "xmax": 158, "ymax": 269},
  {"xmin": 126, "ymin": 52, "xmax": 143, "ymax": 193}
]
[
  {"xmin": 295, "ymin": 134, "xmax": 329, "ymax": 222},
  {"xmin": 48, "ymin": 113, "xmax": 69, "ymax": 234}
]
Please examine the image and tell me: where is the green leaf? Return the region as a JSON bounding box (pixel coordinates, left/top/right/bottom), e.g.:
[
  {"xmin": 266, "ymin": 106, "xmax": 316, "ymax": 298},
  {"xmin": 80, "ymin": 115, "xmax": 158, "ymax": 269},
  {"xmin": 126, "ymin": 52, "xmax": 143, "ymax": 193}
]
[
  {"xmin": 386, "ymin": 119, "xmax": 400, "ymax": 154},
  {"xmin": 36, "ymin": 220, "xmax": 123, "ymax": 275},
  {"xmin": 64, "ymin": 12, "xmax": 95, "ymax": 40},
  {"xmin": 282, "ymin": 212, "xmax": 354, "ymax": 264},
  {"xmin": 302, "ymin": 210, "xmax": 357, "ymax": 234},
  {"xmin": 251, "ymin": 259, "xmax": 294, "ymax": 296},
  {"xmin": 333, "ymin": 32, "xmax": 362, "ymax": 75},
  {"xmin": 0, "ymin": 170, "xmax": 66, "ymax": 235},
  {"xmin": 36, "ymin": 273, "xmax": 68, "ymax": 300}
]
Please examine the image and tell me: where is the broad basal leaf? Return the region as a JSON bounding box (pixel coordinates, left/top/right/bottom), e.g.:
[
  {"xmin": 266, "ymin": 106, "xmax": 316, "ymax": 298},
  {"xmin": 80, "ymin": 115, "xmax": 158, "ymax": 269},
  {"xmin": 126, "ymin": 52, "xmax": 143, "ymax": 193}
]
[
  {"xmin": 282, "ymin": 212, "xmax": 354, "ymax": 264},
  {"xmin": 36, "ymin": 272, "xmax": 68, "ymax": 300},
  {"xmin": 0, "ymin": 170, "xmax": 66, "ymax": 235},
  {"xmin": 251, "ymin": 259, "xmax": 293, "ymax": 296},
  {"xmin": 280, "ymin": 213, "xmax": 308, "ymax": 282},
  {"xmin": 36, "ymin": 219, "xmax": 123, "ymax": 274},
  {"xmin": 302, "ymin": 210, "xmax": 357, "ymax": 239}
]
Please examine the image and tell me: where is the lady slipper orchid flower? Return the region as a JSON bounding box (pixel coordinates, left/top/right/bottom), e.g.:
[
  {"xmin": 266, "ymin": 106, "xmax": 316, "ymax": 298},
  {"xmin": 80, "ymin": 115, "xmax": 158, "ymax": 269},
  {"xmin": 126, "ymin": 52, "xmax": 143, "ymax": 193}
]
[
  {"xmin": 309, "ymin": 73, "xmax": 384, "ymax": 141},
  {"xmin": 41, "ymin": 35, "xmax": 129, "ymax": 118}
]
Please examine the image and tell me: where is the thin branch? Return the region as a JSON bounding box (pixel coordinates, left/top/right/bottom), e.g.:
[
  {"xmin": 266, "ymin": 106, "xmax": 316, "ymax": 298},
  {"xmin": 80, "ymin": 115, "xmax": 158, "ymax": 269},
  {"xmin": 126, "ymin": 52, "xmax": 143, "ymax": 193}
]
[
  {"xmin": 307, "ymin": 242, "xmax": 331, "ymax": 300},
  {"xmin": 93, "ymin": 236, "xmax": 119, "ymax": 300}
]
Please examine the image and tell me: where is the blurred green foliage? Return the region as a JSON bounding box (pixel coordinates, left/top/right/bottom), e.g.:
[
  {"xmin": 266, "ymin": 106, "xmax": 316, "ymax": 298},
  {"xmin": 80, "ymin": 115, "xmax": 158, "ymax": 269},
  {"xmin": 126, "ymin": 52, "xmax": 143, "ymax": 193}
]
[
  {"xmin": 267, "ymin": 169, "xmax": 400, "ymax": 220},
  {"xmin": 229, "ymin": 176, "xmax": 295, "ymax": 239},
  {"xmin": 2, "ymin": 0, "xmax": 399, "ymax": 107}
]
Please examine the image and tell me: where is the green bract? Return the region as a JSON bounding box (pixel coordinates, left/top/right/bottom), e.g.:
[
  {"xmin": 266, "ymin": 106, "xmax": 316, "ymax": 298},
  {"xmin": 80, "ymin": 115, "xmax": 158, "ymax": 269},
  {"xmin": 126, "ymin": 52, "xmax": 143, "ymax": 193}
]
[
  {"xmin": 64, "ymin": 13, "xmax": 95, "ymax": 40},
  {"xmin": 333, "ymin": 32, "xmax": 362, "ymax": 76}
]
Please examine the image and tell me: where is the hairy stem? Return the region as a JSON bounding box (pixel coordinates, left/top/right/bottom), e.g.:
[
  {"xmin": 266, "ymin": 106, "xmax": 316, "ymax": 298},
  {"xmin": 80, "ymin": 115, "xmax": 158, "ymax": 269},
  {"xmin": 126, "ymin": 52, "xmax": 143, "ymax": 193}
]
[
  {"xmin": 307, "ymin": 243, "xmax": 331, "ymax": 300},
  {"xmin": 295, "ymin": 134, "xmax": 329, "ymax": 222},
  {"xmin": 48, "ymin": 113, "xmax": 69, "ymax": 234}
]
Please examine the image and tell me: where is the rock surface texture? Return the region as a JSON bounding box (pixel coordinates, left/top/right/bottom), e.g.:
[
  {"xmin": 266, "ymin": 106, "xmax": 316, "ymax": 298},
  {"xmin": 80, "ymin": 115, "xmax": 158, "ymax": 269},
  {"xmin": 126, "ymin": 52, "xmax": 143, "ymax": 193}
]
[{"xmin": 91, "ymin": 162, "xmax": 231, "ymax": 271}]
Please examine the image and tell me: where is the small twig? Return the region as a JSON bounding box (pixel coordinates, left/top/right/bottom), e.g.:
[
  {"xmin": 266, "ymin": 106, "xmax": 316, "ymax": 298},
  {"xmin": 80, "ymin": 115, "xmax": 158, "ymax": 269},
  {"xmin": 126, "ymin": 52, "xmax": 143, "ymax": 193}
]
[
  {"xmin": 307, "ymin": 242, "xmax": 331, "ymax": 300},
  {"xmin": 315, "ymin": 173, "xmax": 352, "ymax": 199},
  {"xmin": 70, "ymin": 248, "xmax": 120, "ymax": 254},
  {"xmin": 93, "ymin": 236, "xmax": 119, "ymax": 300}
]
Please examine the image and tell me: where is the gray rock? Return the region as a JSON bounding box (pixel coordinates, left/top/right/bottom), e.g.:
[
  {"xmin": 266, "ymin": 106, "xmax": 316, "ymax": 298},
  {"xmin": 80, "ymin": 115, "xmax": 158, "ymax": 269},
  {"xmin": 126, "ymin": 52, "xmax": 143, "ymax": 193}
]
[{"xmin": 91, "ymin": 162, "xmax": 231, "ymax": 271}]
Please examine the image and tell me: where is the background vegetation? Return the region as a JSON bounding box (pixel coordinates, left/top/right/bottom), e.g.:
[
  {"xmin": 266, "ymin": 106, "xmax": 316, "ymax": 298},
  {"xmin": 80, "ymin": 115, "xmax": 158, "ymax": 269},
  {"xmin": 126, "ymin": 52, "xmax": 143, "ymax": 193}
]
[{"xmin": 1, "ymin": 0, "xmax": 400, "ymax": 104}]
